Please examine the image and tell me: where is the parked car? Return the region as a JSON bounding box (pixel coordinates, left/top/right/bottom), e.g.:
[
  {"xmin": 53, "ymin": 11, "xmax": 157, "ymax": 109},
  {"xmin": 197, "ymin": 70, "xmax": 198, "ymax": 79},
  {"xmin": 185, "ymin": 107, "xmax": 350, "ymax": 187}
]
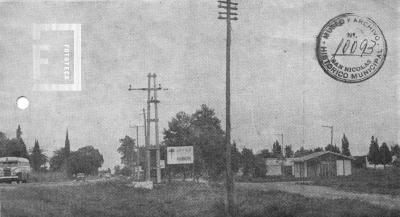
[{"xmin": 75, "ymin": 173, "xmax": 86, "ymax": 181}]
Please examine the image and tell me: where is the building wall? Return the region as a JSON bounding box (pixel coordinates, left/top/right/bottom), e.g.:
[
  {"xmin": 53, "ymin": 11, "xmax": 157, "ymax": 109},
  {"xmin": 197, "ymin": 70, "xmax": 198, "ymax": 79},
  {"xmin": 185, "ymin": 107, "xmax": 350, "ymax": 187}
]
[
  {"xmin": 336, "ymin": 159, "xmax": 352, "ymax": 176},
  {"xmin": 266, "ymin": 165, "xmax": 282, "ymax": 176},
  {"xmin": 294, "ymin": 162, "xmax": 304, "ymax": 178},
  {"xmin": 344, "ymin": 160, "xmax": 351, "ymax": 176},
  {"xmin": 294, "ymin": 153, "xmax": 352, "ymax": 178}
]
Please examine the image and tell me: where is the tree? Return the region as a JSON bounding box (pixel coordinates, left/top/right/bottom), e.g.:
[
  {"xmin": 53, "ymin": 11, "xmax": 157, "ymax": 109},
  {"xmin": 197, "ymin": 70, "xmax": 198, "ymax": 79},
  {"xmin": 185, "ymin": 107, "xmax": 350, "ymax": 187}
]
[
  {"xmin": 5, "ymin": 138, "xmax": 29, "ymax": 158},
  {"xmin": 254, "ymin": 156, "xmax": 267, "ymax": 178},
  {"xmin": 3, "ymin": 125, "xmax": 29, "ymax": 159},
  {"xmin": 284, "ymin": 145, "xmax": 293, "ymax": 158},
  {"xmin": 190, "ymin": 105, "xmax": 225, "ymax": 180},
  {"xmin": 163, "ymin": 111, "xmax": 195, "ymax": 180},
  {"xmin": 231, "ymin": 142, "xmax": 241, "ymax": 174},
  {"xmin": 64, "ymin": 130, "xmax": 71, "ymax": 176},
  {"xmin": 49, "ymin": 148, "xmax": 67, "ymax": 171},
  {"xmin": 325, "ymin": 144, "xmax": 340, "ymax": 153},
  {"xmin": 391, "ymin": 144, "xmax": 400, "ymax": 158},
  {"xmin": 257, "ymin": 149, "xmax": 273, "ymax": 158},
  {"xmin": 294, "ymin": 146, "xmax": 313, "ymax": 157},
  {"xmin": 117, "ymin": 135, "xmax": 136, "ymax": 167},
  {"xmin": 241, "ymin": 148, "xmax": 255, "ymax": 177},
  {"xmin": 379, "ymin": 142, "xmax": 391, "ymax": 168},
  {"xmin": 313, "ymin": 147, "xmax": 324, "ymax": 152},
  {"xmin": 367, "ymin": 136, "xmax": 380, "ymax": 168},
  {"xmin": 16, "ymin": 125, "xmax": 22, "ymax": 139},
  {"xmin": 341, "ymin": 134, "xmax": 351, "ymax": 156},
  {"xmin": 68, "ymin": 146, "xmax": 104, "ymax": 175},
  {"xmin": 114, "ymin": 165, "xmax": 121, "ymax": 175},
  {"xmin": 0, "ymin": 132, "xmax": 8, "ymax": 157},
  {"xmin": 64, "ymin": 130, "xmax": 70, "ymax": 158},
  {"xmin": 272, "ymin": 140, "xmax": 282, "ymax": 158},
  {"xmin": 30, "ymin": 139, "xmax": 47, "ymax": 172}
]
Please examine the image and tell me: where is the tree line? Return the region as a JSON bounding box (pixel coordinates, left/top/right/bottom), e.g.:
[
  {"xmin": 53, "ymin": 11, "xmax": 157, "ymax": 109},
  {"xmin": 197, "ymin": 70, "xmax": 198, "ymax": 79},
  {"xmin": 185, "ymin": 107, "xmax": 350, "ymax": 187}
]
[
  {"xmin": 0, "ymin": 125, "xmax": 104, "ymax": 176},
  {"xmin": 116, "ymin": 104, "xmax": 400, "ymax": 180},
  {"xmin": 367, "ymin": 136, "xmax": 399, "ymax": 168},
  {"xmin": 116, "ymin": 105, "xmax": 353, "ymax": 180}
]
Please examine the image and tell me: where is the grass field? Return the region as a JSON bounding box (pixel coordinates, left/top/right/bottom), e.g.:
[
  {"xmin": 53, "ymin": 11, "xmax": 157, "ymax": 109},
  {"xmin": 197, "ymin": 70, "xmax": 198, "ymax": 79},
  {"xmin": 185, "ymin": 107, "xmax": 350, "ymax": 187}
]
[
  {"xmin": 313, "ymin": 168, "xmax": 400, "ymax": 195},
  {"xmin": 0, "ymin": 180, "xmax": 399, "ymax": 217},
  {"xmin": 28, "ymin": 172, "xmax": 70, "ymax": 183}
]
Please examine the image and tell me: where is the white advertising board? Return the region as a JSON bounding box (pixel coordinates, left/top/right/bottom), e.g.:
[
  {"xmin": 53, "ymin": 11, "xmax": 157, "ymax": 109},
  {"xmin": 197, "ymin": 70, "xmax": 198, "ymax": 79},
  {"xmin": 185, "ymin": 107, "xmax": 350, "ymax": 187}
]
[
  {"xmin": 167, "ymin": 146, "xmax": 194, "ymax": 164},
  {"xmin": 160, "ymin": 160, "xmax": 165, "ymax": 169}
]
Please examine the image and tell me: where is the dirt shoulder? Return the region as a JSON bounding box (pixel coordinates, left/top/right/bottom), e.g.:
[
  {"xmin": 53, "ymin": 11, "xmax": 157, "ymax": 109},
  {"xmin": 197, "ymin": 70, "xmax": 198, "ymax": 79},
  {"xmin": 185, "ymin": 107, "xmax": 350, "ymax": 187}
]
[{"xmin": 237, "ymin": 182, "xmax": 400, "ymax": 210}]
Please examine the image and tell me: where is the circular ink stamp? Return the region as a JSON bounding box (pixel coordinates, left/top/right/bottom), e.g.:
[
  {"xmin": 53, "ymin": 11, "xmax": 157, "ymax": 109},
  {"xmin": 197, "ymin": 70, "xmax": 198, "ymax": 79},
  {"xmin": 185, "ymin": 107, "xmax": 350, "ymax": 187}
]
[{"xmin": 316, "ymin": 13, "xmax": 387, "ymax": 83}]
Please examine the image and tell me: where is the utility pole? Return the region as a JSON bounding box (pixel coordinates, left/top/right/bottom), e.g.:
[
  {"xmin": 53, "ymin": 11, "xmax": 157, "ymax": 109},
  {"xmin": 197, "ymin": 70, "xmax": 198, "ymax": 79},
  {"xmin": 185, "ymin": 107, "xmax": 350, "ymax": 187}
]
[
  {"xmin": 129, "ymin": 124, "xmax": 145, "ymax": 166},
  {"xmin": 130, "ymin": 124, "xmax": 144, "ymax": 180},
  {"xmin": 302, "ymin": 90, "xmax": 306, "ymax": 147},
  {"xmin": 322, "ymin": 125, "xmax": 333, "ymax": 147},
  {"xmin": 129, "ymin": 74, "xmax": 167, "ymax": 183},
  {"xmin": 218, "ymin": 0, "xmax": 238, "ymax": 216},
  {"xmin": 152, "ymin": 74, "xmax": 161, "ymax": 184}
]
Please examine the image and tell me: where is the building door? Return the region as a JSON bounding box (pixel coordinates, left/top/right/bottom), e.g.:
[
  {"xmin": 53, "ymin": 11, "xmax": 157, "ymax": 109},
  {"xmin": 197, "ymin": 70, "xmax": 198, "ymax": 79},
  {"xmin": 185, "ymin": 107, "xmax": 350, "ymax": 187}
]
[
  {"xmin": 336, "ymin": 160, "xmax": 344, "ymax": 176},
  {"xmin": 320, "ymin": 162, "xmax": 329, "ymax": 177}
]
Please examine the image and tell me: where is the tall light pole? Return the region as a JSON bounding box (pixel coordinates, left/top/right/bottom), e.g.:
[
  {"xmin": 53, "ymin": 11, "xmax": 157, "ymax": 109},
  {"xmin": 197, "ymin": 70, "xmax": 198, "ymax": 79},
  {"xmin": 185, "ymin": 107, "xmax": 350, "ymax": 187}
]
[
  {"xmin": 218, "ymin": 0, "xmax": 238, "ymax": 216},
  {"xmin": 302, "ymin": 89, "xmax": 309, "ymax": 147},
  {"xmin": 322, "ymin": 125, "xmax": 333, "ymax": 147}
]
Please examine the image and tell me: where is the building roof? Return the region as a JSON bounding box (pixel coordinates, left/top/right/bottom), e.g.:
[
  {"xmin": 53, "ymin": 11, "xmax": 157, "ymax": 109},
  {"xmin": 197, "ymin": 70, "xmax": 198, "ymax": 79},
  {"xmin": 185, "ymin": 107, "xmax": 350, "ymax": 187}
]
[
  {"xmin": 0, "ymin": 157, "xmax": 29, "ymax": 163},
  {"xmin": 293, "ymin": 151, "xmax": 354, "ymax": 162},
  {"xmin": 265, "ymin": 158, "xmax": 296, "ymax": 166},
  {"xmin": 265, "ymin": 158, "xmax": 282, "ymax": 166}
]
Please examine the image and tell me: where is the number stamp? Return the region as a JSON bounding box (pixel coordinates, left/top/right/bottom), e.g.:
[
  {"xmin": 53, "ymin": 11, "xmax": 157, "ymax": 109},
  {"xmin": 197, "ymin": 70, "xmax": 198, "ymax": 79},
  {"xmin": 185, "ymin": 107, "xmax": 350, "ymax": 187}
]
[{"xmin": 316, "ymin": 13, "xmax": 387, "ymax": 83}]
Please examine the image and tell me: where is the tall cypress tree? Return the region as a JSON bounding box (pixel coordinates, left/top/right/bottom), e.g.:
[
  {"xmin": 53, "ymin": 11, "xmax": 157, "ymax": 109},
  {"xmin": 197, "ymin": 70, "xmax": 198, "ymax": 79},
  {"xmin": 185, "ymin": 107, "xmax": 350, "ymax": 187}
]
[
  {"xmin": 65, "ymin": 130, "xmax": 70, "ymax": 158},
  {"xmin": 367, "ymin": 136, "xmax": 380, "ymax": 168},
  {"xmin": 64, "ymin": 129, "xmax": 71, "ymax": 176},
  {"xmin": 16, "ymin": 125, "xmax": 22, "ymax": 139},
  {"xmin": 30, "ymin": 139, "xmax": 47, "ymax": 172},
  {"xmin": 12, "ymin": 125, "xmax": 29, "ymax": 158},
  {"xmin": 341, "ymin": 134, "xmax": 351, "ymax": 156},
  {"xmin": 379, "ymin": 142, "xmax": 391, "ymax": 168}
]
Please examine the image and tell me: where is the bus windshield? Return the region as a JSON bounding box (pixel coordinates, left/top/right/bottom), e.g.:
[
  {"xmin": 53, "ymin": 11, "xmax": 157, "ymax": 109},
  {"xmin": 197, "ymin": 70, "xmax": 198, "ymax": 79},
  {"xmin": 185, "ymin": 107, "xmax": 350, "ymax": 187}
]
[{"xmin": 0, "ymin": 161, "xmax": 18, "ymax": 167}]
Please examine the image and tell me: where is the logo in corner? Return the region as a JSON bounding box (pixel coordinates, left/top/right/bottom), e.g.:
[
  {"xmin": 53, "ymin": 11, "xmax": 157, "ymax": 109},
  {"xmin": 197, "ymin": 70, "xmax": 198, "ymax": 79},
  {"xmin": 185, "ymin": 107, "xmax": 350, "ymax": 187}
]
[
  {"xmin": 32, "ymin": 24, "xmax": 81, "ymax": 91},
  {"xmin": 316, "ymin": 13, "xmax": 387, "ymax": 83}
]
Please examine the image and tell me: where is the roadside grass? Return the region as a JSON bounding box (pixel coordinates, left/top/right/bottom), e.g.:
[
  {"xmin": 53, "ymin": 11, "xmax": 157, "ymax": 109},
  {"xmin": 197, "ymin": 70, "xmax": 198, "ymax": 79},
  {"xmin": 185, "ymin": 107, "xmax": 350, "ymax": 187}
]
[
  {"xmin": 313, "ymin": 168, "xmax": 400, "ymax": 195},
  {"xmin": 28, "ymin": 172, "xmax": 70, "ymax": 183},
  {"xmin": 0, "ymin": 180, "xmax": 398, "ymax": 217}
]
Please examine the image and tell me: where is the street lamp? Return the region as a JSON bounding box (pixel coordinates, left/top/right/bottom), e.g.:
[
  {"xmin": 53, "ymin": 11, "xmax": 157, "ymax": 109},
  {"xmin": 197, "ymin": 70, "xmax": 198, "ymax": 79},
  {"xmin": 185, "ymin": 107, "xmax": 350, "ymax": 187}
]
[{"xmin": 322, "ymin": 125, "xmax": 333, "ymax": 147}]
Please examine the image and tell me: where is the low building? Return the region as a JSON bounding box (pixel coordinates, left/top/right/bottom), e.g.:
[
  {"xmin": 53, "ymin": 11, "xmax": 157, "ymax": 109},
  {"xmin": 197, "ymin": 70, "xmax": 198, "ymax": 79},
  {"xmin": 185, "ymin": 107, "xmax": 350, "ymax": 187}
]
[
  {"xmin": 293, "ymin": 151, "xmax": 353, "ymax": 178},
  {"xmin": 265, "ymin": 158, "xmax": 295, "ymax": 176},
  {"xmin": 265, "ymin": 158, "xmax": 283, "ymax": 176}
]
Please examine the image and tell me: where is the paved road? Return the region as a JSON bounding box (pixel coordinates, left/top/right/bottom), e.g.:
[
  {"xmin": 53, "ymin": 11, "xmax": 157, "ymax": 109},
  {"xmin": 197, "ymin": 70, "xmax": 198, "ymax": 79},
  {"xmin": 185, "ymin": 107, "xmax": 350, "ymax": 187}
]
[{"xmin": 237, "ymin": 182, "xmax": 400, "ymax": 210}]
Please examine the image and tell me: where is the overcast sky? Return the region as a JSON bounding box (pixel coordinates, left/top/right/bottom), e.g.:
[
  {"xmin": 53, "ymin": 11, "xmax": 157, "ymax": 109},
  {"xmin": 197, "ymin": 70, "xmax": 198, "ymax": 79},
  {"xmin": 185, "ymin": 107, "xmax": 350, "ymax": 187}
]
[{"xmin": 0, "ymin": 0, "xmax": 398, "ymax": 169}]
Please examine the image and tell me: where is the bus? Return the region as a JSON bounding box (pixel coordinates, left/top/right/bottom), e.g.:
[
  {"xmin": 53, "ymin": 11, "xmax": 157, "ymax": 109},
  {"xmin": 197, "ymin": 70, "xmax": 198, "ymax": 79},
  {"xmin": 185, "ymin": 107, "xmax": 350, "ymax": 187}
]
[{"xmin": 0, "ymin": 157, "xmax": 30, "ymax": 183}]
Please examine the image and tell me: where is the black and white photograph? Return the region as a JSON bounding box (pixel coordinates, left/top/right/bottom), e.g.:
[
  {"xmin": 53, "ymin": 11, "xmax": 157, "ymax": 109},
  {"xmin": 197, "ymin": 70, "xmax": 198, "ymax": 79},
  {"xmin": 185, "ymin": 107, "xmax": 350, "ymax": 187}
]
[{"xmin": 0, "ymin": 0, "xmax": 399, "ymax": 216}]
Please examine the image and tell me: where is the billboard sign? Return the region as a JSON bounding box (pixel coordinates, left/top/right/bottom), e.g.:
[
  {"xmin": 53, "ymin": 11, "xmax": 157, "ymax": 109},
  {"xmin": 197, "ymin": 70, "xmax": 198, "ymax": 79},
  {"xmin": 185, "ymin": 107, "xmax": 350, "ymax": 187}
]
[
  {"xmin": 160, "ymin": 160, "xmax": 165, "ymax": 169},
  {"xmin": 167, "ymin": 146, "xmax": 193, "ymax": 164}
]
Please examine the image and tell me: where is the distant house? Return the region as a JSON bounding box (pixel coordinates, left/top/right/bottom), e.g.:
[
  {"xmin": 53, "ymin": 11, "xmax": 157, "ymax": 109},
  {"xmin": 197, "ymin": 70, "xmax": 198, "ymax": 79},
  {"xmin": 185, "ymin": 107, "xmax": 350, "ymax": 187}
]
[
  {"xmin": 265, "ymin": 158, "xmax": 295, "ymax": 176},
  {"xmin": 293, "ymin": 151, "xmax": 353, "ymax": 178}
]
